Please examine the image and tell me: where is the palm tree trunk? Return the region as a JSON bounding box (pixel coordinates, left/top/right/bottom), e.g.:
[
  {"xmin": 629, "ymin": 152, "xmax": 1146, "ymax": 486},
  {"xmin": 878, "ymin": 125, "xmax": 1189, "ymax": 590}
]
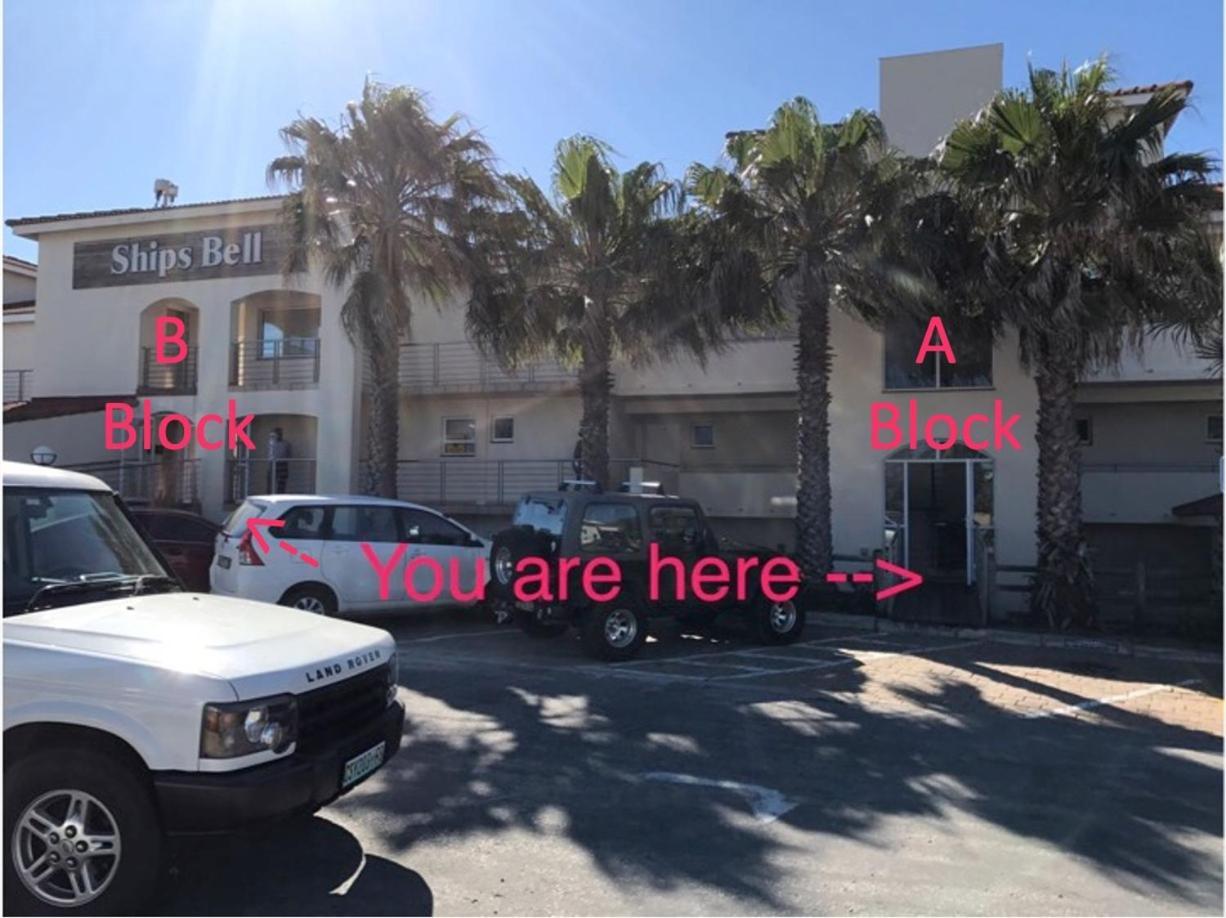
[
  {"xmin": 794, "ymin": 277, "xmax": 834, "ymax": 581},
  {"xmin": 367, "ymin": 340, "xmax": 400, "ymax": 499},
  {"xmin": 578, "ymin": 325, "xmax": 612, "ymax": 489},
  {"xmin": 1032, "ymin": 332, "xmax": 1095, "ymax": 628}
]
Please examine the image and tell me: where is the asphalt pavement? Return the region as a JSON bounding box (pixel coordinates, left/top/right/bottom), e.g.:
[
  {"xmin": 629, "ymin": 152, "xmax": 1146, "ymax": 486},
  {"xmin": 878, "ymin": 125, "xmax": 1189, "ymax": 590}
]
[{"xmin": 163, "ymin": 610, "xmax": 1223, "ymax": 916}]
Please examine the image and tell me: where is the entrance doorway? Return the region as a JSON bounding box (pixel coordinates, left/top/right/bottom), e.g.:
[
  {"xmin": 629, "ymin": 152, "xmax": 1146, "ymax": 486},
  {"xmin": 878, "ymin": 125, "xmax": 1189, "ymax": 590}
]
[{"xmin": 884, "ymin": 444, "xmax": 994, "ymax": 587}]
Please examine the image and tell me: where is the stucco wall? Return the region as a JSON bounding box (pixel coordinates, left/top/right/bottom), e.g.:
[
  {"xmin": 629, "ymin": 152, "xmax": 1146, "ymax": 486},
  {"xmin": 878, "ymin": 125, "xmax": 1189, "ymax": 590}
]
[{"xmin": 880, "ymin": 44, "xmax": 1003, "ymax": 156}]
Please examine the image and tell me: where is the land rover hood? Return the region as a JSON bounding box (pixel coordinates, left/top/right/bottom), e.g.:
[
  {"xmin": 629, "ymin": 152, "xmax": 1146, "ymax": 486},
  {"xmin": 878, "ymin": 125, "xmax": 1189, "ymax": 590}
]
[{"xmin": 4, "ymin": 593, "xmax": 395, "ymax": 699}]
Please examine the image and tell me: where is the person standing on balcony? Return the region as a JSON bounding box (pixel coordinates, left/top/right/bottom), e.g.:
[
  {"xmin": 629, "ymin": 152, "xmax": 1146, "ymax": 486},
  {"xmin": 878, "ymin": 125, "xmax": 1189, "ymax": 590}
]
[{"xmin": 267, "ymin": 427, "xmax": 292, "ymax": 494}]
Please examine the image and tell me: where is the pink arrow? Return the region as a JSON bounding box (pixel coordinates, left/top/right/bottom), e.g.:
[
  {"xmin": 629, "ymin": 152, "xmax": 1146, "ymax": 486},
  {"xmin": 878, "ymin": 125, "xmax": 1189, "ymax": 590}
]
[
  {"xmin": 874, "ymin": 557, "xmax": 924, "ymax": 601},
  {"xmin": 245, "ymin": 517, "xmax": 320, "ymax": 568},
  {"xmin": 245, "ymin": 517, "xmax": 285, "ymax": 553}
]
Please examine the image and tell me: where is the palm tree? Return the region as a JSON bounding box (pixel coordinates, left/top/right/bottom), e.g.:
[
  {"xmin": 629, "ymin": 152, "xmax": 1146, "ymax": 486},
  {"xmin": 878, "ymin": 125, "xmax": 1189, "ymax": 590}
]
[
  {"xmin": 940, "ymin": 61, "xmax": 1221, "ymax": 627},
  {"xmin": 468, "ymin": 136, "xmax": 767, "ymax": 488},
  {"xmin": 268, "ymin": 80, "xmax": 503, "ymax": 497},
  {"xmin": 686, "ymin": 99, "xmax": 911, "ymax": 581}
]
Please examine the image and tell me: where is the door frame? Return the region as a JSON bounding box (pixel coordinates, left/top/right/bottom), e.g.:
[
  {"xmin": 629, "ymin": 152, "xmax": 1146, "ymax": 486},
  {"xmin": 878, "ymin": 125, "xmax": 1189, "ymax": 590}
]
[{"xmin": 885, "ymin": 453, "xmax": 993, "ymax": 587}]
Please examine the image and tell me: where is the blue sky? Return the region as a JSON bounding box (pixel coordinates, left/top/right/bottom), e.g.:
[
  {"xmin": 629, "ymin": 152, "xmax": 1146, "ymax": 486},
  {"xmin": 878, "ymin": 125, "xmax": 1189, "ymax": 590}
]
[{"xmin": 5, "ymin": 0, "xmax": 1222, "ymax": 261}]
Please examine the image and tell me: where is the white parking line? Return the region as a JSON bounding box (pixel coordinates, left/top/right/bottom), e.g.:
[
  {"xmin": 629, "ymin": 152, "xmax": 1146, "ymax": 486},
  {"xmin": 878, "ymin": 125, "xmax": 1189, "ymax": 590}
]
[
  {"xmin": 708, "ymin": 639, "xmax": 981, "ymax": 682},
  {"xmin": 666, "ymin": 657, "xmax": 773, "ymax": 673},
  {"xmin": 1023, "ymin": 677, "xmax": 1204, "ymax": 719}
]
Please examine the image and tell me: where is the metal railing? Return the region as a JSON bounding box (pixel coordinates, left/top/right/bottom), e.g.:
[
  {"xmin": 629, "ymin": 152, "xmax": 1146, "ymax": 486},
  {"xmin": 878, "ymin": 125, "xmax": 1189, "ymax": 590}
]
[
  {"xmin": 139, "ymin": 346, "xmax": 198, "ymax": 395},
  {"xmin": 390, "ymin": 457, "xmax": 678, "ymax": 506},
  {"xmin": 230, "ymin": 338, "xmax": 321, "ymax": 390},
  {"xmin": 225, "ymin": 457, "xmax": 317, "ymax": 503},
  {"xmin": 4, "ymin": 369, "xmax": 32, "ymax": 403},
  {"xmin": 64, "ymin": 459, "xmax": 200, "ymax": 507},
  {"xmin": 395, "ymin": 341, "xmax": 576, "ymax": 392}
]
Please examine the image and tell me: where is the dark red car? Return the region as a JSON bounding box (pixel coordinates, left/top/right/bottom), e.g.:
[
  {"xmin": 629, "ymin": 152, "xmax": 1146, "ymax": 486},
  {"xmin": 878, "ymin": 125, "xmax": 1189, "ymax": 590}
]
[{"xmin": 130, "ymin": 508, "xmax": 220, "ymax": 592}]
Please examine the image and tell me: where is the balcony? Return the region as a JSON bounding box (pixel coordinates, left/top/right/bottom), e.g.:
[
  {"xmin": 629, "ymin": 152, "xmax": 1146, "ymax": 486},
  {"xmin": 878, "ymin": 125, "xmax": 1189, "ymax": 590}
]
[
  {"xmin": 3, "ymin": 369, "xmax": 32, "ymax": 403},
  {"xmin": 395, "ymin": 341, "xmax": 576, "ymax": 393},
  {"xmin": 230, "ymin": 338, "xmax": 321, "ymax": 390},
  {"xmin": 64, "ymin": 459, "xmax": 200, "ymax": 508},
  {"xmin": 225, "ymin": 457, "xmax": 317, "ymax": 504},
  {"xmin": 392, "ymin": 458, "xmax": 676, "ymax": 508},
  {"xmin": 138, "ymin": 346, "xmax": 197, "ymax": 395}
]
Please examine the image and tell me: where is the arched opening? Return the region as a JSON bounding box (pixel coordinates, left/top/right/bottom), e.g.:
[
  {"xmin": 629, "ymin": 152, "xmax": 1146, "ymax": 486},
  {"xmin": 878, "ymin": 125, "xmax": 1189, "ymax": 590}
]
[
  {"xmin": 229, "ymin": 290, "xmax": 321, "ymax": 390},
  {"xmin": 884, "ymin": 443, "xmax": 994, "ymax": 587},
  {"xmin": 137, "ymin": 298, "xmax": 200, "ymax": 394},
  {"xmin": 225, "ymin": 413, "xmax": 318, "ymax": 503}
]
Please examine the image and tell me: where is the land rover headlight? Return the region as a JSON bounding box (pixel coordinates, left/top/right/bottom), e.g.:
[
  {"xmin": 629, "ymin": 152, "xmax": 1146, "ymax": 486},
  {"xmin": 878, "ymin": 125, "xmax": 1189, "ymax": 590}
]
[
  {"xmin": 386, "ymin": 654, "xmax": 400, "ymax": 705},
  {"xmin": 201, "ymin": 695, "xmax": 297, "ymax": 758}
]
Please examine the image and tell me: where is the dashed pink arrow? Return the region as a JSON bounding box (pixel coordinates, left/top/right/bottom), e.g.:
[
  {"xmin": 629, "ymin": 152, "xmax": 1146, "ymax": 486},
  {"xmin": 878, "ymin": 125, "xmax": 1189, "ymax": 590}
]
[
  {"xmin": 825, "ymin": 557, "xmax": 924, "ymax": 601},
  {"xmin": 246, "ymin": 517, "xmax": 319, "ymax": 568}
]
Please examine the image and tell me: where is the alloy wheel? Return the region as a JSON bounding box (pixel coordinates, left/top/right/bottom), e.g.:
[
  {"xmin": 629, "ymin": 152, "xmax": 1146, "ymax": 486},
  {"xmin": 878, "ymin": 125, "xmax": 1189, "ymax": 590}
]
[
  {"xmin": 13, "ymin": 789, "xmax": 122, "ymax": 908},
  {"xmin": 604, "ymin": 608, "xmax": 638, "ymax": 648}
]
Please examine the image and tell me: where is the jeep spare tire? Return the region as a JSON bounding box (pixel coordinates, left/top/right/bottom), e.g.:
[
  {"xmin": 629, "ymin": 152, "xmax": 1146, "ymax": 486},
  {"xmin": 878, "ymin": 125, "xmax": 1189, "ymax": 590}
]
[{"xmin": 488, "ymin": 528, "xmax": 544, "ymax": 599}]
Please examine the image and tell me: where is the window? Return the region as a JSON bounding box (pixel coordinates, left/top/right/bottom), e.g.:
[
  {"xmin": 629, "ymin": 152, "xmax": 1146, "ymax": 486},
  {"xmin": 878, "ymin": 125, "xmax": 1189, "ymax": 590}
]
[
  {"xmin": 578, "ymin": 502, "xmax": 642, "ymax": 555},
  {"xmin": 883, "ymin": 315, "xmax": 992, "ymax": 390},
  {"xmin": 649, "ymin": 505, "xmax": 704, "ymax": 552},
  {"xmin": 140, "ymin": 513, "xmax": 216, "ymax": 544},
  {"xmin": 512, "ymin": 496, "xmax": 567, "ymax": 538},
  {"xmin": 691, "ymin": 424, "xmax": 715, "ymax": 449},
  {"xmin": 1076, "ymin": 418, "xmax": 1094, "ymax": 446},
  {"xmin": 1207, "ymin": 415, "xmax": 1223, "ymax": 443},
  {"xmin": 258, "ymin": 308, "xmax": 321, "ymax": 359},
  {"xmin": 442, "ymin": 417, "xmax": 476, "ymax": 456},
  {"xmin": 328, "ymin": 505, "xmax": 399, "ymax": 542},
  {"xmin": 279, "ymin": 505, "xmax": 328, "ymax": 539},
  {"xmin": 400, "ymin": 509, "xmax": 469, "ymax": 546},
  {"xmin": 491, "ymin": 416, "xmax": 515, "ymax": 443}
]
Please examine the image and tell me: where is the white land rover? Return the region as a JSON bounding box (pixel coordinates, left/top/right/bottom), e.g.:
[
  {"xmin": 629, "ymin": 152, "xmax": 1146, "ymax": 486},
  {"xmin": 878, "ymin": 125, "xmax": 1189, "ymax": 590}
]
[{"xmin": 2, "ymin": 461, "xmax": 405, "ymax": 914}]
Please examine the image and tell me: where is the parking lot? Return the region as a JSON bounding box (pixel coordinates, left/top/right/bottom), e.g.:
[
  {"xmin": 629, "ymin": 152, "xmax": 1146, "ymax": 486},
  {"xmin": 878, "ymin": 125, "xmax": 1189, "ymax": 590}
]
[{"xmin": 165, "ymin": 612, "xmax": 1223, "ymax": 916}]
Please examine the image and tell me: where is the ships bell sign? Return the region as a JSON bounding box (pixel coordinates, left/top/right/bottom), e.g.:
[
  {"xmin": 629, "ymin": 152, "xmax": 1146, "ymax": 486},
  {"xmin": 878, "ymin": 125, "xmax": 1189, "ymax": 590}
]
[{"xmin": 72, "ymin": 224, "xmax": 288, "ymax": 289}]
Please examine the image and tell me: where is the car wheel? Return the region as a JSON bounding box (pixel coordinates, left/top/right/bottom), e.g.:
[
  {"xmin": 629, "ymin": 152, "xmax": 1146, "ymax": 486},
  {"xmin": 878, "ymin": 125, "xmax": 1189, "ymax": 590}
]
[
  {"xmin": 280, "ymin": 584, "xmax": 337, "ymax": 615},
  {"xmin": 4, "ymin": 749, "xmax": 161, "ymax": 916},
  {"xmin": 582, "ymin": 597, "xmax": 648, "ymax": 661},
  {"xmin": 514, "ymin": 608, "xmax": 569, "ymax": 638},
  {"xmin": 488, "ymin": 528, "xmax": 549, "ymax": 599},
  {"xmin": 753, "ymin": 595, "xmax": 805, "ymax": 644}
]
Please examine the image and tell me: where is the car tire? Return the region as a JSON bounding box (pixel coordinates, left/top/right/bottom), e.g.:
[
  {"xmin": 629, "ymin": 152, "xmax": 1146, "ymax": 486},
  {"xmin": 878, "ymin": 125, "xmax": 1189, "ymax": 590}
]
[
  {"xmin": 280, "ymin": 584, "xmax": 337, "ymax": 615},
  {"xmin": 515, "ymin": 608, "xmax": 569, "ymax": 638},
  {"xmin": 488, "ymin": 528, "xmax": 548, "ymax": 600},
  {"xmin": 581, "ymin": 594, "xmax": 649, "ymax": 662},
  {"xmin": 753, "ymin": 594, "xmax": 805, "ymax": 644},
  {"xmin": 4, "ymin": 749, "xmax": 162, "ymax": 916}
]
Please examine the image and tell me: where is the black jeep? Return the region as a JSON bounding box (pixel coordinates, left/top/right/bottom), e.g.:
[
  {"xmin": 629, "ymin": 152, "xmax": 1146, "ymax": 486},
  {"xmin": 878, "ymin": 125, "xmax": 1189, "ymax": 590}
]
[{"xmin": 487, "ymin": 489, "xmax": 806, "ymax": 661}]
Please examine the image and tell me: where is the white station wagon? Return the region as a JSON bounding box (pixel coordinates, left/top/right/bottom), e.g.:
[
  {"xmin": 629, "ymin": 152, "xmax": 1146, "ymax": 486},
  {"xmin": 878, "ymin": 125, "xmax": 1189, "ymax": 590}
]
[{"xmin": 211, "ymin": 494, "xmax": 490, "ymax": 615}]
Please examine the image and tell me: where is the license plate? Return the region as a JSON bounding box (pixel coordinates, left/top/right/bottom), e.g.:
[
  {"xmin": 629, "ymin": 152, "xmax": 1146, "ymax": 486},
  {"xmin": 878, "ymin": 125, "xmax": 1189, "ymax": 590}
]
[
  {"xmin": 341, "ymin": 741, "xmax": 385, "ymax": 788},
  {"xmin": 217, "ymin": 556, "xmax": 231, "ymax": 569}
]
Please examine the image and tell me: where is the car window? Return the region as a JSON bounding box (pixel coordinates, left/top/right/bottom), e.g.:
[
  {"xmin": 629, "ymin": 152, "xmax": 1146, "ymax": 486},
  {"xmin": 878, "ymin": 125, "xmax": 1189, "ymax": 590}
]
[
  {"xmin": 133, "ymin": 513, "xmax": 169, "ymax": 540},
  {"xmin": 279, "ymin": 505, "xmax": 328, "ymax": 539},
  {"xmin": 222, "ymin": 499, "xmax": 268, "ymax": 536},
  {"xmin": 512, "ymin": 496, "xmax": 567, "ymax": 537},
  {"xmin": 649, "ymin": 505, "xmax": 704, "ymax": 552},
  {"xmin": 400, "ymin": 509, "xmax": 468, "ymax": 546},
  {"xmin": 579, "ymin": 502, "xmax": 642, "ymax": 555},
  {"xmin": 329, "ymin": 505, "xmax": 399, "ymax": 542},
  {"xmin": 164, "ymin": 516, "xmax": 217, "ymax": 544}
]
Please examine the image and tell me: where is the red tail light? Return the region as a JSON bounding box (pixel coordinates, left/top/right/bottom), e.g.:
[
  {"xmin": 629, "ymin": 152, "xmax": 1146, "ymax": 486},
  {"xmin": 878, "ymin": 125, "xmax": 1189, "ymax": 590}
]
[{"xmin": 237, "ymin": 531, "xmax": 264, "ymax": 566}]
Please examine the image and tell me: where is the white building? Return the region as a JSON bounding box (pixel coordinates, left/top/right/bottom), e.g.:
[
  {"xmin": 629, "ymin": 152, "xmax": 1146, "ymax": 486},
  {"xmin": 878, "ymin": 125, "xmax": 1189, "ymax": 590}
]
[{"xmin": 4, "ymin": 44, "xmax": 1220, "ymax": 625}]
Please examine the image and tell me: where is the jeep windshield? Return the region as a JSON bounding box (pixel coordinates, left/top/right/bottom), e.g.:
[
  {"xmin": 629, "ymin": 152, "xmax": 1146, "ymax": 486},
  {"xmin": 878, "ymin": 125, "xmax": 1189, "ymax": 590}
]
[
  {"xmin": 3, "ymin": 487, "xmax": 179, "ymax": 615},
  {"xmin": 512, "ymin": 495, "xmax": 567, "ymax": 537}
]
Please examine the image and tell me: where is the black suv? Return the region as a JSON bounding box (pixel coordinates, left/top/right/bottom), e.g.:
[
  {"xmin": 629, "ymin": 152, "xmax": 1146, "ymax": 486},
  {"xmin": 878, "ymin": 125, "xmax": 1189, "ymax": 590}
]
[{"xmin": 488, "ymin": 490, "xmax": 805, "ymax": 661}]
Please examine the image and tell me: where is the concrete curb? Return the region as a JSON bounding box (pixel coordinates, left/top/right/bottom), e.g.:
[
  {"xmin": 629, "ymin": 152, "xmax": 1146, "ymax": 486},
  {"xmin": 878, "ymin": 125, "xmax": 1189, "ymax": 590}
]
[{"xmin": 809, "ymin": 611, "xmax": 1223, "ymax": 665}]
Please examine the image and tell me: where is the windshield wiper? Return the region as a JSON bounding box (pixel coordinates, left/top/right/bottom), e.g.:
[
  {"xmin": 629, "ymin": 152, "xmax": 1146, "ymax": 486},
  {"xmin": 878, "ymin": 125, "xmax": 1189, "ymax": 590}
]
[{"xmin": 22, "ymin": 573, "xmax": 179, "ymax": 613}]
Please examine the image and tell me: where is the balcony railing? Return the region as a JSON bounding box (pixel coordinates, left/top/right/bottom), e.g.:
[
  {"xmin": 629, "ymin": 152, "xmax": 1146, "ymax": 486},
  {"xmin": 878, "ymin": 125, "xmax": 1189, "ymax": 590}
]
[
  {"xmin": 225, "ymin": 457, "xmax": 317, "ymax": 504},
  {"xmin": 395, "ymin": 341, "xmax": 576, "ymax": 392},
  {"xmin": 3, "ymin": 369, "xmax": 32, "ymax": 403},
  {"xmin": 230, "ymin": 338, "xmax": 321, "ymax": 390},
  {"xmin": 64, "ymin": 459, "xmax": 200, "ymax": 507},
  {"xmin": 139, "ymin": 346, "xmax": 198, "ymax": 395},
  {"xmin": 390, "ymin": 457, "xmax": 678, "ymax": 506}
]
